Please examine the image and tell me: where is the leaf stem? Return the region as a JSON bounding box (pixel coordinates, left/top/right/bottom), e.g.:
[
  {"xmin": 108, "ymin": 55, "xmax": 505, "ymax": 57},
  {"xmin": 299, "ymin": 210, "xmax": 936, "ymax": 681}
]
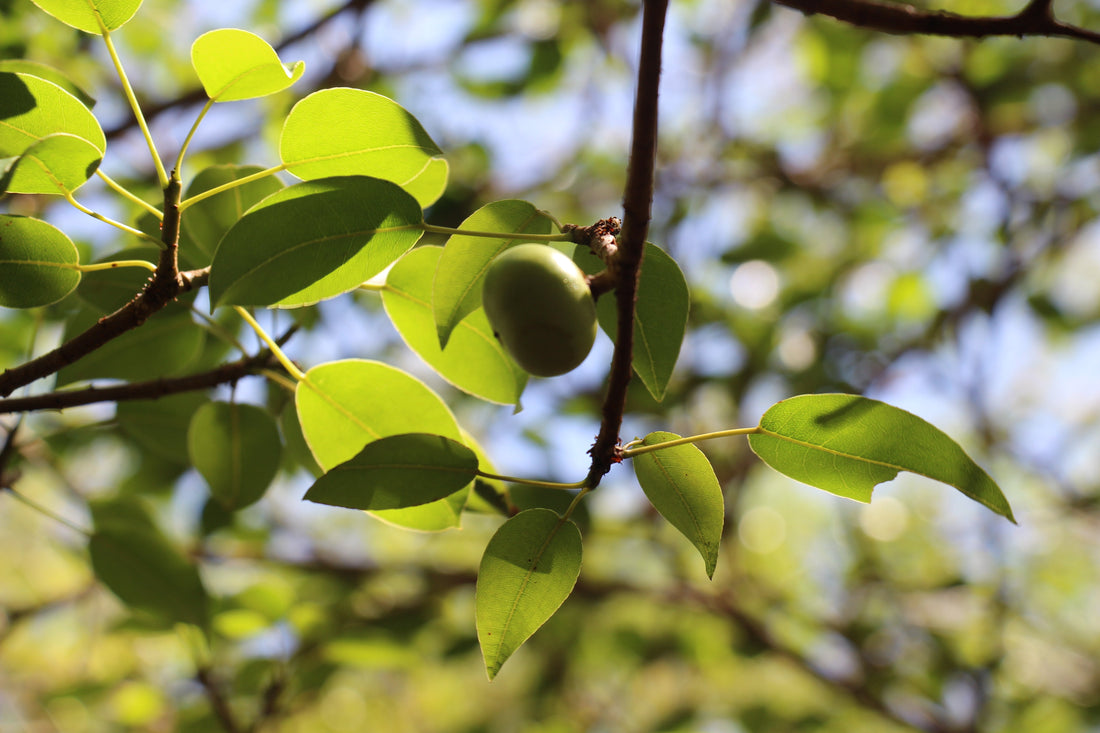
[
  {"xmin": 74, "ymin": 259, "xmax": 157, "ymax": 273},
  {"xmin": 620, "ymin": 427, "xmax": 761, "ymax": 458},
  {"xmin": 179, "ymin": 163, "xmax": 287, "ymax": 211},
  {"xmin": 175, "ymin": 98, "xmax": 216, "ymax": 175},
  {"xmin": 2, "ymin": 487, "xmax": 92, "ymax": 537},
  {"xmin": 475, "ymin": 469, "xmax": 587, "ymax": 491},
  {"xmin": 235, "ymin": 307, "xmax": 305, "ymax": 382},
  {"xmin": 64, "ymin": 192, "xmax": 164, "ymax": 246},
  {"xmin": 100, "ymin": 27, "xmax": 168, "ymax": 188},
  {"xmin": 421, "ymin": 224, "xmax": 572, "ymax": 242},
  {"xmin": 96, "ymin": 170, "xmax": 163, "ymax": 220}
]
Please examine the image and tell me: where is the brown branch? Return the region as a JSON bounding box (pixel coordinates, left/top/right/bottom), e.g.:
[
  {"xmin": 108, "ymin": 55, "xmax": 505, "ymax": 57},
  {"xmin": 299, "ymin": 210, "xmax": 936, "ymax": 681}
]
[
  {"xmin": 585, "ymin": 0, "xmax": 670, "ymax": 487},
  {"xmin": 197, "ymin": 666, "xmax": 242, "ymax": 733},
  {"xmin": 771, "ymin": 0, "xmax": 1100, "ymax": 44},
  {"xmin": 0, "ymin": 349, "xmax": 277, "ymax": 415}
]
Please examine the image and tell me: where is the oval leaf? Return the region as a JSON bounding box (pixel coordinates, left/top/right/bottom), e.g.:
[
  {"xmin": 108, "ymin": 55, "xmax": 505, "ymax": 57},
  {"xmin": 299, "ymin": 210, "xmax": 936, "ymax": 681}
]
[
  {"xmin": 181, "ymin": 164, "xmax": 285, "ymax": 261},
  {"xmin": 433, "ymin": 200, "xmax": 554, "ymax": 348},
  {"xmin": 0, "ymin": 215, "xmax": 80, "ymax": 308},
  {"xmin": 0, "ymin": 72, "xmax": 105, "ymax": 166},
  {"xmin": 576, "ymin": 242, "xmax": 688, "ymax": 402},
  {"xmin": 30, "ymin": 0, "xmax": 142, "ymax": 33},
  {"xmin": 295, "ymin": 360, "xmax": 466, "ymax": 530},
  {"xmin": 304, "ymin": 433, "xmax": 478, "ymax": 510},
  {"xmin": 476, "ymin": 508, "xmax": 582, "ymax": 679},
  {"xmin": 208, "ymin": 176, "xmax": 423, "ymax": 308},
  {"xmin": 632, "ymin": 431, "xmax": 724, "ymax": 578},
  {"xmin": 117, "ymin": 393, "xmax": 210, "ymax": 465},
  {"xmin": 382, "ymin": 246, "xmax": 527, "ymax": 405},
  {"xmin": 0, "ymin": 60, "xmax": 96, "ymax": 107},
  {"xmin": 279, "ymin": 88, "xmax": 446, "ymax": 207},
  {"xmin": 188, "ymin": 401, "xmax": 283, "ymax": 510},
  {"xmin": 191, "ymin": 29, "xmax": 304, "ymax": 102},
  {"xmin": 748, "ymin": 394, "xmax": 1015, "ymax": 522},
  {"xmin": 89, "ymin": 497, "xmax": 209, "ymax": 627},
  {"xmin": 4, "ymin": 132, "xmax": 102, "ymax": 194}
]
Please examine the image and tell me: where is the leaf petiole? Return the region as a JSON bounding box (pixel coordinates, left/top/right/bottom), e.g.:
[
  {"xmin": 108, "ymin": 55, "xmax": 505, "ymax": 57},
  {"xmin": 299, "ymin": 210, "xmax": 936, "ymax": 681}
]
[
  {"xmin": 621, "ymin": 427, "xmax": 760, "ymax": 458},
  {"xmin": 96, "ymin": 171, "xmax": 164, "ymax": 220},
  {"xmin": 475, "ymin": 469, "xmax": 587, "ymax": 491},
  {"xmin": 99, "ymin": 27, "xmax": 168, "ymax": 188},
  {"xmin": 234, "ymin": 307, "xmax": 306, "ymax": 382},
  {"xmin": 74, "ymin": 259, "xmax": 157, "ymax": 273},
  {"xmin": 422, "ymin": 223, "xmax": 573, "ymax": 242},
  {"xmin": 179, "ymin": 163, "xmax": 288, "ymax": 211},
  {"xmin": 64, "ymin": 193, "xmax": 163, "ymax": 245}
]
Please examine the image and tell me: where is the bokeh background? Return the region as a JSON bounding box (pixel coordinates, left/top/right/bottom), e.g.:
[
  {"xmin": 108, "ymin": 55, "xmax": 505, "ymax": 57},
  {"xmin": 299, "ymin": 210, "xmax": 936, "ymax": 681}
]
[{"xmin": 2, "ymin": 0, "xmax": 1099, "ymax": 730}]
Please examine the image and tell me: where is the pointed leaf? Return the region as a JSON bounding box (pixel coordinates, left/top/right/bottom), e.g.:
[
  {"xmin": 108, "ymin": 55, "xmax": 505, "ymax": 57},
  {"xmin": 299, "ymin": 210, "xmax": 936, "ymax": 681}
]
[
  {"xmin": 476, "ymin": 508, "xmax": 582, "ymax": 679},
  {"xmin": 0, "ymin": 215, "xmax": 80, "ymax": 308},
  {"xmin": 188, "ymin": 401, "xmax": 283, "ymax": 510},
  {"xmin": 30, "ymin": 0, "xmax": 143, "ymax": 33},
  {"xmin": 191, "ymin": 29, "xmax": 304, "ymax": 102},
  {"xmin": 88, "ymin": 497, "xmax": 209, "ymax": 627},
  {"xmin": 748, "ymin": 394, "xmax": 1015, "ymax": 521},
  {"xmin": 280, "ymin": 88, "xmax": 446, "ymax": 208},
  {"xmin": 295, "ymin": 360, "xmax": 466, "ymax": 530},
  {"xmin": 181, "ymin": 164, "xmax": 285, "ymax": 261},
  {"xmin": 576, "ymin": 242, "xmax": 687, "ymax": 401},
  {"xmin": 208, "ymin": 176, "xmax": 423, "ymax": 308},
  {"xmin": 433, "ymin": 200, "xmax": 554, "ymax": 348},
  {"xmin": 382, "ymin": 245, "xmax": 527, "ymax": 405},
  {"xmin": 305, "ymin": 433, "xmax": 478, "ymax": 510},
  {"xmin": 4, "ymin": 133, "xmax": 101, "ymax": 194},
  {"xmin": 0, "ymin": 72, "xmax": 105, "ymax": 167},
  {"xmin": 632, "ymin": 431, "xmax": 724, "ymax": 578}
]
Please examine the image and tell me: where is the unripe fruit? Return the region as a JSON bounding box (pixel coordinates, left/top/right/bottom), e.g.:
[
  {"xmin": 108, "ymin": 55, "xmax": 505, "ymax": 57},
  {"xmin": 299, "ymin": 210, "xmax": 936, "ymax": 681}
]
[{"xmin": 482, "ymin": 244, "xmax": 598, "ymax": 377}]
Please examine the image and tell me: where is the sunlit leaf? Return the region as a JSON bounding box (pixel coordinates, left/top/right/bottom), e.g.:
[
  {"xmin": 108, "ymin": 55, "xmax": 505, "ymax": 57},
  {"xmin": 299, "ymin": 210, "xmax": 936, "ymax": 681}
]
[
  {"xmin": 181, "ymin": 164, "xmax": 285, "ymax": 261},
  {"xmin": 30, "ymin": 0, "xmax": 143, "ymax": 33},
  {"xmin": 0, "ymin": 215, "xmax": 80, "ymax": 308},
  {"xmin": 632, "ymin": 431, "xmax": 724, "ymax": 578},
  {"xmin": 191, "ymin": 28, "xmax": 304, "ymax": 102},
  {"xmin": 208, "ymin": 176, "xmax": 423, "ymax": 308},
  {"xmin": 0, "ymin": 72, "xmax": 105, "ymax": 169},
  {"xmin": 188, "ymin": 401, "xmax": 283, "ymax": 510},
  {"xmin": 305, "ymin": 433, "xmax": 478, "ymax": 510},
  {"xmin": 88, "ymin": 496, "xmax": 209, "ymax": 627},
  {"xmin": 433, "ymin": 200, "xmax": 554, "ymax": 348},
  {"xmin": 382, "ymin": 245, "xmax": 527, "ymax": 405},
  {"xmin": 476, "ymin": 508, "xmax": 582, "ymax": 679},
  {"xmin": 3, "ymin": 133, "xmax": 102, "ymax": 194},
  {"xmin": 748, "ymin": 394, "xmax": 1015, "ymax": 521},
  {"xmin": 0, "ymin": 60, "xmax": 95, "ymax": 107},
  {"xmin": 280, "ymin": 88, "xmax": 446, "ymax": 207}
]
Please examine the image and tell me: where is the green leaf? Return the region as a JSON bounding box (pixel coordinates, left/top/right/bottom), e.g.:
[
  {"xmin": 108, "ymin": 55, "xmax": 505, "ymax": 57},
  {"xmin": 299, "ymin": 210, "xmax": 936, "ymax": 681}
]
[
  {"xmin": 631, "ymin": 432, "xmax": 724, "ymax": 578},
  {"xmin": 208, "ymin": 176, "xmax": 423, "ymax": 308},
  {"xmin": 295, "ymin": 360, "xmax": 467, "ymax": 530},
  {"xmin": 117, "ymin": 393, "xmax": 210, "ymax": 465},
  {"xmin": 181, "ymin": 164, "xmax": 285, "ymax": 261},
  {"xmin": 433, "ymin": 200, "xmax": 554, "ymax": 348},
  {"xmin": 75, "ymin": 247, "xmax": 193, "ymax": 314},
  {"xmin": 748, "ymin": 394, "xmax": 1015, "ymax": 522},
  {"xmin": 0, "ymin": 72, "xmax": 105, "ymax": 168},
  {"xmin": 476, "ymin": 508, "xmax": 582, "ymax": 679},
  {"xmin": 188, "ymin": 402, "xmax": 283, "ymax": 510},
  {"xmin": 4, "ymin": 133, "xmax": 102, "ymax": 194},
  {"xmin": 0, "ymin": 215, "xmax": 80, "ymax": 308},
  {"xmin": 191, "ymin": 29, "xmax": 304, "ymax": 102},
  {"xmin": 57, "ymin": 309, "xmax": 204, "ymax": 385},
  {"xmin": 0, "ymin": 60, "xmax": 96, "ymax": 107},
  {"xmin": 382, "ymin": 245, "xmax": 527, "ymax": 405},
  {"xmin": 304, "ymin": 433, "xmax": 478, "ymax": 510},
  {"xmin": 88, "ymin": 496, "xmax": 209, "ymax": 627},
  {"xmin": 279, "ymin": 88, "xmax": 447, "ymax": 208},
  {"xmin": 30, "ymin": 0, "xmax": 142, "ymax": 33}
]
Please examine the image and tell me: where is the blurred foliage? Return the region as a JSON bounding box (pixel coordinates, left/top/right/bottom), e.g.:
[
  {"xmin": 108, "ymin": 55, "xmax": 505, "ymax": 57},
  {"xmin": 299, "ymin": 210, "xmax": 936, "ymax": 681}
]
[{"xmin": 2, "ymin": 0, "xmax": 1100, "ymax": 731}]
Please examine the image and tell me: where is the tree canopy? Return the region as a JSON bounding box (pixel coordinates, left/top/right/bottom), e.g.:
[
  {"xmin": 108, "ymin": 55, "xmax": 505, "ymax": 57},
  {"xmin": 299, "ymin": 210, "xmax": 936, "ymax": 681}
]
[{"xmin": 1, "ymin": 0, "xmax": 1098, "ymax": 731}]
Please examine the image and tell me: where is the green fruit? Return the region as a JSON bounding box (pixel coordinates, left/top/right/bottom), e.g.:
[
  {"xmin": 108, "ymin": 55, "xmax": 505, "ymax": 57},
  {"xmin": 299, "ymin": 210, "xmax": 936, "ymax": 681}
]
[{"xmin": 482, "ymin": 244, "xmax": 598, "ymax": 377}]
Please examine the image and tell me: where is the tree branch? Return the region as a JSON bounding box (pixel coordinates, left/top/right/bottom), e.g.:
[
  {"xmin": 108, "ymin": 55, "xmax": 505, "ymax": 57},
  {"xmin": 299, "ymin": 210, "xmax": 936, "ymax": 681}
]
[
  {"xmin": 586, "ymin": 0, "xmax": 670, "ymax": 487},
  {"xmin": 772, "ymin": 0, "xmax": 1100, "ymax": 45}
]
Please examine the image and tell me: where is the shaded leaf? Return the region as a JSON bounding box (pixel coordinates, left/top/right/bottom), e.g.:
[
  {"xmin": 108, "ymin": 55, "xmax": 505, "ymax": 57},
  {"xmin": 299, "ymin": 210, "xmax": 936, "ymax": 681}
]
[
  {"xmin": 631, "ymin": 431, "xmax": 724, "ymax": 578},
  {"xmin": 0, "ymin": 60, "xmax": 96, "ymax": 107},
  {"xmin": 0, "ymin": 72, "xmax": 105, "ymax": 169},
  {"xmin": 208, "ymin": 176, "xmax": 423, "ymax": 308},
  {"xmin": 117, "ymin": 393, "xmax": 210, "ymax": 465},
  {"xmin": 305, "ymin": 433, "xmax": 478, "ymax": 510},
  {"xmin": 748, "ymin": 394, "xmax": 1015, "ymax": 521},
  {"xmin": 476, "ymin": 508, "xmax": 581, "ymax": 679},
  {"xmin": 0, "ymin": 215, "xmax": 80, "ymax": 308},
  {"xmin": 181, "ymin": 164, "xmax": 285, "ymax": 261},
  {"xmin": 188, "ymin": 401, "xmax": 283, "ymax": 510},
  {"xmin": 191, "ymin": 29, "xmax": 304, "ymax": 102},
  {"xmin": 382, "ymin": 245, "xmax": 527, "ymax": 405}
]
